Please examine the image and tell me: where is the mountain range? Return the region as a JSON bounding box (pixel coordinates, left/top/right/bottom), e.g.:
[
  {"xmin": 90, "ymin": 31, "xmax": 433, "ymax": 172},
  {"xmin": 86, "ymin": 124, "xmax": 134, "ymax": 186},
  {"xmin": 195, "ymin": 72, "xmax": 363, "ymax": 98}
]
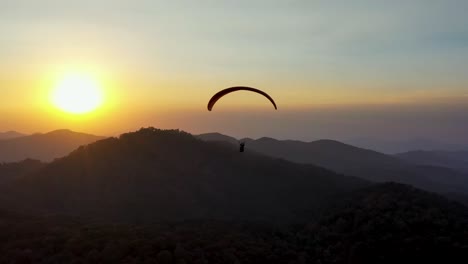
[
  {"xmin": 2, "ymin": 128, "xmax": 368, "ymax": 223},
  {"xmin": 0, "ymin": 131, "xmax": 26, "ymax": 140},
  {"xmin": 198, "ymin": 133, "xmax": 468, "ymax": 196},
  {"xmin": 1, "ymin": 128, "xmax": 467, "ymax": 262},
  {"xmin": 344, "ymin": 137, "xmax": 467, "ymax": 154},
  {"xmin": 396, "ymin": 150, "xmax": 468, "ymax": 173},
  {"xmin": 2, "ymin": 129, "xmax": 466, "ymax": 205},
  {"xmin": 0, "ymin": 129, "xmax": 105, "ymax": 163}
]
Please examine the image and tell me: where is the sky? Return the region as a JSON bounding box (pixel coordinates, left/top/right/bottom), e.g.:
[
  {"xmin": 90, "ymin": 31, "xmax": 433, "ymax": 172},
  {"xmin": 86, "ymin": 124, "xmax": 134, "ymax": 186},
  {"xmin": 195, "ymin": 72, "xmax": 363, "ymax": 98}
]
[{"xmin": 0, "ymin": 0, "xmax": 467, "ymax": 144}]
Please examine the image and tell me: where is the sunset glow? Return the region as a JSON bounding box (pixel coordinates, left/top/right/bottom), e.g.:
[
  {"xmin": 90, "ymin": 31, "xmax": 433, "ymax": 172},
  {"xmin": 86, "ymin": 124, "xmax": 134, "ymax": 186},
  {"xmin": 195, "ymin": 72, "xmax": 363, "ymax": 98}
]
[
  {"xmin": 0, "ymin": 1, "xmax": 467, "ymax": 142},
  {"xmin": 51, "ymin": 72, "xmax": 103, "ymax": 114}
]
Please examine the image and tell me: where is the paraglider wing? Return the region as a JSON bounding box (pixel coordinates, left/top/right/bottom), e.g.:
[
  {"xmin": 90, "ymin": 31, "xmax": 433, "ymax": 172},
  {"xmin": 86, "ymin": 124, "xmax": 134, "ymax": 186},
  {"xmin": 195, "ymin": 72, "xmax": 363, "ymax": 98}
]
[{"xmin": 207, "ymin": 86, "xmax": 277, "ymax": 111}]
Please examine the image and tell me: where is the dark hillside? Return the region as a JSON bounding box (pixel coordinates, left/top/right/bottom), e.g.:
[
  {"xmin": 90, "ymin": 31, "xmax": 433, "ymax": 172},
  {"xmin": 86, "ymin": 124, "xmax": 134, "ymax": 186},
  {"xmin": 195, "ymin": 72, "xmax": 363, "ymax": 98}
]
[
  {"xmin": 5, "ymin": 128, "xmax": 367, "ymax": 223},
  {"xmin": 1, "ymin": 183, "xmax": 467, "ymax": 264}
]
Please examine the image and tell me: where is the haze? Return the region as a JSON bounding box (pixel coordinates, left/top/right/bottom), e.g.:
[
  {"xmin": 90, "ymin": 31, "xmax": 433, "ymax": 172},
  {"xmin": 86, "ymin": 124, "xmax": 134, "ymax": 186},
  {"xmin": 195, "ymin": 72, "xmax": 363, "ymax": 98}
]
[{"xmin": 1, "ymin": 0, "xmax": 467, "ymax": 145}]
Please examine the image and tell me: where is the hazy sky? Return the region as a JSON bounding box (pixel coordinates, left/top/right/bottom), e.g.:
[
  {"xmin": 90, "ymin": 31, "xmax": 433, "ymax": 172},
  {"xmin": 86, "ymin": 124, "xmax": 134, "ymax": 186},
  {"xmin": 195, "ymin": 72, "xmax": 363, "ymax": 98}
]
[{"xmin": 0, "ymin": 0, "xmax": 467, "ymax": 143}]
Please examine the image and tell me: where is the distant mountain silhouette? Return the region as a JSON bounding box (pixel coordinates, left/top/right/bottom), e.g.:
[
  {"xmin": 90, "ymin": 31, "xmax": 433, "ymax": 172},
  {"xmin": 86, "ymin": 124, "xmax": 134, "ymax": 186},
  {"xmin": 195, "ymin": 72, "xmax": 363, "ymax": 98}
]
[
  {"xmin": 396, "ymin": 150, "xmax": 468, "ymax": 173},
  {"xmin": 199, "ymin": 134, "xmax": 468, "ymax": 195},
  {"xmin": 4, "ymin": 128, "xmax": 367, "ymax": 223},
  {"xmin": 345, "ymin": 137, "xmax": 466, "ymax": 154},
  {"xmin": 0, "ymin": 129, "xmax": 105, "ymax": 162},
  {"xmin": 0, "ymin": 131, "xmax": 26, "ymax": 140}
]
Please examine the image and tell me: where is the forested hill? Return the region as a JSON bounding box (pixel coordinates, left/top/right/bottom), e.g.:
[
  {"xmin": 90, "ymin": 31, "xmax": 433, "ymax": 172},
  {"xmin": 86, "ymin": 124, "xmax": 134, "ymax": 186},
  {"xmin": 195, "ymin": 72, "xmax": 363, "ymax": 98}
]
[
  {"xmin": 1, "ymin": 183, "xmax": 467, "ymax": 264},
  {"xmin": 4, "ymin": 128, "xmax": 367, "ymax": 223}
]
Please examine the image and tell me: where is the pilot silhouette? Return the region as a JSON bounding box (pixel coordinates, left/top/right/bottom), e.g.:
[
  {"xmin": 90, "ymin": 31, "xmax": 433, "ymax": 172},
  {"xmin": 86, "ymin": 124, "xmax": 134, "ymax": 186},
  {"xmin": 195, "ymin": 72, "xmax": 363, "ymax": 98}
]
[{"xmin": 239, "ymin": 142, "xmax": 245, "ymax": 152}]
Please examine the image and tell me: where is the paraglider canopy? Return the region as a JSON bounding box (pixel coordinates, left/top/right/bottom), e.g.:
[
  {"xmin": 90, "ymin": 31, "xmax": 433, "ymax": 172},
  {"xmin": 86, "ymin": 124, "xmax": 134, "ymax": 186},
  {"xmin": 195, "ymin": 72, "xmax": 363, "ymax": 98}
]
[{"xmin": 207, "ymin": 86, "xmax": 277, "ymax": 111}]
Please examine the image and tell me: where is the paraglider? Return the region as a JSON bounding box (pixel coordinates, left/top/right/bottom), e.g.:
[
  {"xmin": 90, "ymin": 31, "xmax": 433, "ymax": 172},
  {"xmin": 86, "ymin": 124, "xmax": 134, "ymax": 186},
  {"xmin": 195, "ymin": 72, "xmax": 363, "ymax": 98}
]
[
  {"xmin": 207, "ymin": 86, "xmax": 277, "ymax": 111},
  {"xmin": 207, "ymin": 86, "xmax": 277, "ymax": 152}
]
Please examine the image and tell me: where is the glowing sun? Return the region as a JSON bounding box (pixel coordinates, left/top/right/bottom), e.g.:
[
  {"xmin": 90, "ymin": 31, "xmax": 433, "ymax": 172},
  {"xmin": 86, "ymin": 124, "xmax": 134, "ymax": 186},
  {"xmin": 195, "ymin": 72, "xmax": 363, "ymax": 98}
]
[{"xmin": 52, "ymin": 72, "xmax": 104, "ymax": 114}]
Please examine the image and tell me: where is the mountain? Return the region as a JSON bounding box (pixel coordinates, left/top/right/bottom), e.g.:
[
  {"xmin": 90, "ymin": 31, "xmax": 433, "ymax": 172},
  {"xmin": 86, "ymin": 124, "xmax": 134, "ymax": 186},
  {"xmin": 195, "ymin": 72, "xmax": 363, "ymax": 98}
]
[
  {"xmin": 3, "ymin": 128, "xmax": 367, "ymax": 223},
  {"xmin": 2, "ymin": 129, "xmax": 468, "ymax": 262},
  {"xmin": 197, "ymin": 132, "xmax": 239, "ymax": 145},
  {"xmin": 1, "ymin": 183, "xmax": 467, "ymax": 264},
  {"xmin": 345, "ymin": 137, "xmax": 466, "ymax": 154},
  {"xmin": 0, "ymin": 159, "xmax": 45, "ymax": 185},
  {"xmin": 0, "ymin": 129, "xmax": 105, "ymax": 162},
  {"xmin": 396, "ymin": 150, "xmax": 468, "ymax": 173},
  {"xmin": 199, "ymin": 134, "xmax": 468, "ymax": 195},
  {"xmin": 0, "ymin": 131, "xmax": 26, "ymax": 140}
]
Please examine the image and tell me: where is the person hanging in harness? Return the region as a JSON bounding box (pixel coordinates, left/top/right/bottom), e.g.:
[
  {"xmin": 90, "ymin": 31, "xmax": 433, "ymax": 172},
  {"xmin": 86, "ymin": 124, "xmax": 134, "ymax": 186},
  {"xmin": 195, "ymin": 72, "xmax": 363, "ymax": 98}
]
[{"xmin": 239, "ymin": 142, "xmax": 245, "ymax": 152}]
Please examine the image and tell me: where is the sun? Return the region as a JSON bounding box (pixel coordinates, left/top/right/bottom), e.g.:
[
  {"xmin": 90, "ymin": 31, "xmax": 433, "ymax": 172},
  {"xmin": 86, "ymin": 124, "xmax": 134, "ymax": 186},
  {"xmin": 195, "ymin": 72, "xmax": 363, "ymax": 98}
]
[{"xmin": 51, "ymin": 72, "xmax": 104, "ymax": 114}]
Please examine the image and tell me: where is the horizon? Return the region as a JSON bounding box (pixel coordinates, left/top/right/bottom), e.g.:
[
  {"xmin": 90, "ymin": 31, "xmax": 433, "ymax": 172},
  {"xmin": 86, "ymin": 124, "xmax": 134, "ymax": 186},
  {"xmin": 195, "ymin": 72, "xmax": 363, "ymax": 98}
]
[{"xmin": 2, "ymin": 126, "xmax": 467, "ymax": 154}]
